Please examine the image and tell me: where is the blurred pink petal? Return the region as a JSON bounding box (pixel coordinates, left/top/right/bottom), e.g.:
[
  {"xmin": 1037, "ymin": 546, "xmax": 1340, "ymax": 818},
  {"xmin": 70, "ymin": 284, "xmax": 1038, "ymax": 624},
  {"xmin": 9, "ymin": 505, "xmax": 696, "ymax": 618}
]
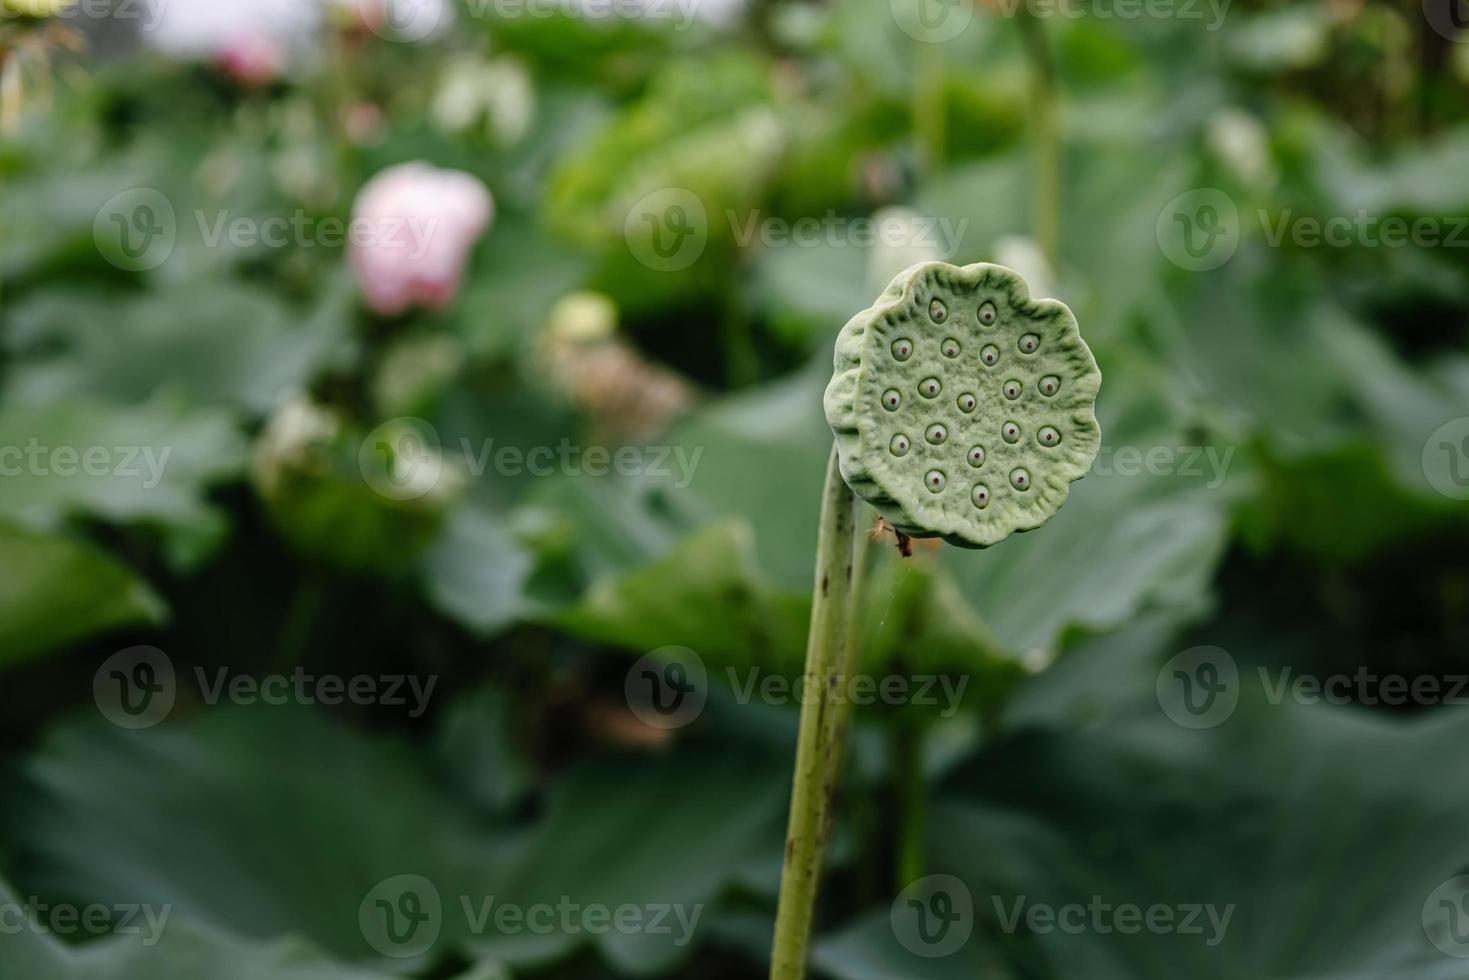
[
  {"xmin": 349, "ymin": 162, "xmax": 494, "ymax": 317},
  {"xmin": 215, "ymin": 33, "xmax": 284, "ymax": 87}
]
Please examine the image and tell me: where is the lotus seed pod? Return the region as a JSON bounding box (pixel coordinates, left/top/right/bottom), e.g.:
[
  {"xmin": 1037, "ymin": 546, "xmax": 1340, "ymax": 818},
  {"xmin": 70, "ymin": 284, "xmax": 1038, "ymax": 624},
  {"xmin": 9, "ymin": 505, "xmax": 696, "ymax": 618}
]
[{"xmin": 823, "ymin": 261, "xmax": 1101, "ymax": 549}]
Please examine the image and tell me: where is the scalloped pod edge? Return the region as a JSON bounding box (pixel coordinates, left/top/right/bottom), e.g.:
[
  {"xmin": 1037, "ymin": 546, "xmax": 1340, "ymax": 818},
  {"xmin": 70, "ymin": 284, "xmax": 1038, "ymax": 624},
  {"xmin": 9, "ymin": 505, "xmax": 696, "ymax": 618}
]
[{"xmin": 824, "ymin": 261, "xmax": 1101, "ymax": 549}]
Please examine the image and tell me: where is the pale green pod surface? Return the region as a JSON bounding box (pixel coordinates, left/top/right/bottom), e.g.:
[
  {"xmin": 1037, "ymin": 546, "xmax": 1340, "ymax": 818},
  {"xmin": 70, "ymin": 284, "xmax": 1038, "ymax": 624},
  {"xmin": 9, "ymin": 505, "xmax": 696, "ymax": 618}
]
[{"xmin": 824, "ymin": 261, "xmax": 1101, "ymax": 549}]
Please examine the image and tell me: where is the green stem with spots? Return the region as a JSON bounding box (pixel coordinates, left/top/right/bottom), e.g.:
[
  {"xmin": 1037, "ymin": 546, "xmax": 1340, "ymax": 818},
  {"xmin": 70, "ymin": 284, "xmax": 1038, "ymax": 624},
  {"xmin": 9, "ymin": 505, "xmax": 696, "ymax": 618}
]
[
  {"xmin": 829, "ymin": 507, "xmax": 874, "ymax": 765},
  {"xmin": 770, "ymin": 444, "xmax": 859, "ymax": 980}
]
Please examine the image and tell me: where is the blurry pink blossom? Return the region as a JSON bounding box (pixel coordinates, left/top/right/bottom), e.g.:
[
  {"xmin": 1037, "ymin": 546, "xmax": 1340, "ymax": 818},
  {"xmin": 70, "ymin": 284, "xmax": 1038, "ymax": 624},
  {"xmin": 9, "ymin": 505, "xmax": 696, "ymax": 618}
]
[
  {"xmin": 143, "ymin": 0, "xmax": 317, "ymax": 82},
  {"xmin": 215, "ymin": 33, "xmax": 285, "ymax": 87},
  {"xmin": 349, "ymin": 163, "xmax": 494, "ymax": 317},
  {"xmin": 341, "ymin": 102, "xmax": 387, "ymax": 146}
]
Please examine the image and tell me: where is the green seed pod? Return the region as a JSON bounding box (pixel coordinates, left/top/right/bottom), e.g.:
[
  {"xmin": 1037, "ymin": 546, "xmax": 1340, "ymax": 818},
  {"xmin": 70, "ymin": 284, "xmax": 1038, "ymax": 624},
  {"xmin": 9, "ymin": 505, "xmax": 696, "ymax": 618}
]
[{"xmin": 824, "ymin": 261, "xmax": 1101, "ymax": 549}]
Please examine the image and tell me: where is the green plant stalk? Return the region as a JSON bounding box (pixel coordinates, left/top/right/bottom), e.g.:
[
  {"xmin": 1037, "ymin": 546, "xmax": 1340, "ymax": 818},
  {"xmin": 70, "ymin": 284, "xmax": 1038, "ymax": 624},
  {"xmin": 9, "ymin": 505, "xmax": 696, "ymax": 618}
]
[
  {"xmin": 828, "ymin": 508, "xmax": 874, "ymax": 767},
  {"xmin": 0, "ymin": 42, "xmax": 20, "ymax": 137},
  {"xmin": 1018, "ymin": 11, "xmax": 1061, "ymax": 270},
  {"xmin": 913, "ymin": 41, "xmax": 947, "ymax": 173},
  {"xmin": 770, "ymin": 444, "xmax": 859, "ymax": 980},
  {"xmin": 893, "ymin": 717, "xmax": 927, "ymax": 889}
]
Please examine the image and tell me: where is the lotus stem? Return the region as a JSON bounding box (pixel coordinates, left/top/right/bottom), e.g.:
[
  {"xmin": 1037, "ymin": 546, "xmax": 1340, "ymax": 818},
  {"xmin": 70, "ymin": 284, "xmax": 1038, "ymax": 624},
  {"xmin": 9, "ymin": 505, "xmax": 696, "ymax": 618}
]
[{"xmin": 770, "ymin": 443, "xmax": 859, "ymax": 980}]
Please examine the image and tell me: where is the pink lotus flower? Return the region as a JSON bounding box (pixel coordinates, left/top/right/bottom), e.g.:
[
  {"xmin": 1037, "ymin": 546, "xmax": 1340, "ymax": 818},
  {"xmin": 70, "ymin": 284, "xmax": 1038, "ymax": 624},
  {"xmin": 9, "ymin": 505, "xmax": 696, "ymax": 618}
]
[
  {"xmin": 215, "ymin": 32, "xmax": 285, "ymax": 87},
  {"xmin": 348, "ymin": 163, "xmax": 494, "ymax": 317},
  {"xmin": 143, "ymin": 0, "xmax": 314, "ymax": 83}
]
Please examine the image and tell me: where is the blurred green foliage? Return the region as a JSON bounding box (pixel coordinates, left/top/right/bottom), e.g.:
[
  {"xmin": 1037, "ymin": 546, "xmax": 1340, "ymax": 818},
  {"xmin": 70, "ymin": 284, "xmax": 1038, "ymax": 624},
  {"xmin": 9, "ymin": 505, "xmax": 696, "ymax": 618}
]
[{"xmin": 1, "ymin": 0, "xmax": 1469, "ymax": 976}]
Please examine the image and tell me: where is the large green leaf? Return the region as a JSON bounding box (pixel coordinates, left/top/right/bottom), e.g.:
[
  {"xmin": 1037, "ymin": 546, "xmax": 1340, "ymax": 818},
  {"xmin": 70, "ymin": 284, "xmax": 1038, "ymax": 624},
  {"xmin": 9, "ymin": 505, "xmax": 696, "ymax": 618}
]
[
  {"xmin": 815, "ymin": 696, "xmax": 1469, "ymax": 979},
  {"xmin": 0, "ymin": 872, "xmax": 504, "ymax": 980},
  {"xmin": 0, "ymin": 395, "xmax": 246, "ymax": 559},
  {"xmin": 948, "ymin": 466, "xmax": 1230, "ymax": 653},
  {"xmin": 3, "ymin": 280, "xmax": 355, "ymax": 416},
  {"xmin": 935, "ymin": 700, "xmax": 1469, "ymax": 979},
  {"xmin": 421, "ymin": 506, "xmax": 535, "ymax": 638},
  {"xmin": 553, "ymin": 519, "xmax": 809, "ymax": 672},
  {"xmin": 0, "ymin": 522, "xmax": 166, "ymax": 668},
  {"xmin": 2, "ymin": 705, "xmax": 790, "ymax": 976},
  {"xmin": 1, "ymin": 707, "xmax": 514, "ymax": 972},
  {"xmin": 476, "ymin": 745, "xmax": 789, "ymax": 975}
]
